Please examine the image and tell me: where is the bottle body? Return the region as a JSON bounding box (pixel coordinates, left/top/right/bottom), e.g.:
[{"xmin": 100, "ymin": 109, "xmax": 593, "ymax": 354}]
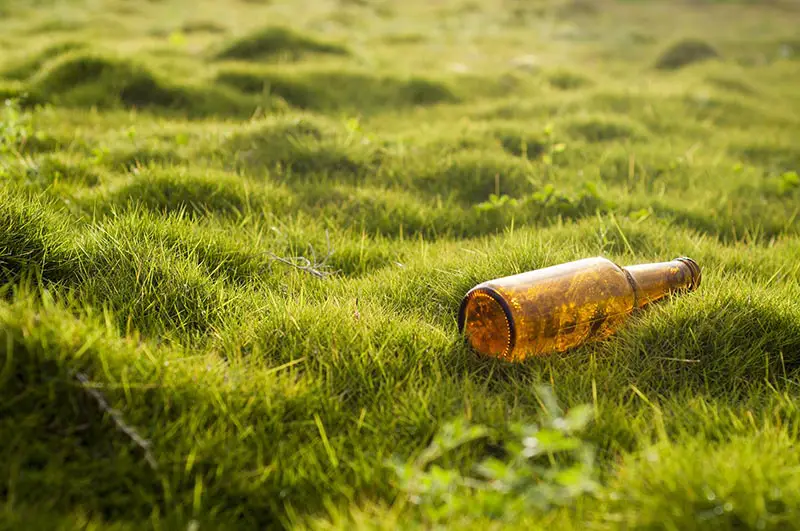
[{"xmin": 458, "ymin": 256, "xmax": 700, "ymax": 361}]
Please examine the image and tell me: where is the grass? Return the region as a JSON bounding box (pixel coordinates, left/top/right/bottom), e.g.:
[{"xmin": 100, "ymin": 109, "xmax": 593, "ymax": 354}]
[
  {"xmin": 212, "ymin": 26, "xmax": 350, "ymax": 62},
  {"xmin": 1, "ymin": 0, "xmax": 800, "ymax": 529}
]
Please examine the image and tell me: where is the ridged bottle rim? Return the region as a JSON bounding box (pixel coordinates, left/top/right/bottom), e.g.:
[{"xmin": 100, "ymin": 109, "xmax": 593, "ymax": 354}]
[
  {"xmin": 458, "ymin": 286, "xmax": 516, "ymax": 360},
  {"xmin": 674, "ymin": 257, "xmax": 702, "ymax": 291}
]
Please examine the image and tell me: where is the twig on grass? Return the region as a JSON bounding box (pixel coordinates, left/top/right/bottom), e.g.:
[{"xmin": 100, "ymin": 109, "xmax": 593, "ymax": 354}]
[
  {"xmin": 267, "ymin": 230, "xmax": 337, "ymax": 279},
  {"xmin": 72, "ymin": 370, "xmax": 158, "ymax": 471},
  {"xmin": 267, "ymin": 254, "xmax": 333, "ymax": 278}
]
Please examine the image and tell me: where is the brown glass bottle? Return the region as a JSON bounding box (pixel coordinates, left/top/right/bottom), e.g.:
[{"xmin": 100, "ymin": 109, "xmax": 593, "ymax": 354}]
[{"xmin": 458, "ymin": 256, "xmax": 701, "ymax": 361}]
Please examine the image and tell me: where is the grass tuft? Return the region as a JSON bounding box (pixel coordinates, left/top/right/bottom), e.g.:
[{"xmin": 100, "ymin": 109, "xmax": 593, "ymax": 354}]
[
  {"xmin": 215, "ymin": 66, "xmax": 458, "ymax": 112},
  {"xmin": 30, "ymin": 51, "xmax": 256, "ymax": 117},
  {"xmin": 1, "ymin": 41, "xmax": 87, "ymax": 81},
  {"xmin": 563, "ymin": 115, "xmax": 649, "ymax": 142},
  {"xmin": 214, "ymin": 26, "xmax": 350, "ymax": 61},
  {"xmin": 546, "ymin": 68, "xmax": 594, "ymax": 90},
  {"xmin": 655, "ymin": 38, "xmax": 721, "ymax": 70},
  {"xmin": 224, "ymin": 115, "xmax": 377, "ymax": 179},
  {"xmin": 608, "ymin": 432, "xmax": 800, "ymax": 529}
]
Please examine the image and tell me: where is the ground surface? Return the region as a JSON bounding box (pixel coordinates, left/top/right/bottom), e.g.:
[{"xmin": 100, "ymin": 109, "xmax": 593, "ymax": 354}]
[{"xmin": 1, "ymin": 0, "xmax": 800, "ymax": 529}]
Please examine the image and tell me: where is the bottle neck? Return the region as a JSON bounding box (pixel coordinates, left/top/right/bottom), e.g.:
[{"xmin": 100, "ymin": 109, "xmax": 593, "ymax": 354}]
[{"xmin": 623, "ymin": 257, "xmax": 701, "ymax": 309}]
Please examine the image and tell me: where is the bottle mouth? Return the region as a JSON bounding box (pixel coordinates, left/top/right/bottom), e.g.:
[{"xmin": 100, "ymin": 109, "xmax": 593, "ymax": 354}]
[
  {"xmin": 674, "ymin": 257, "xmax": 702, "ymax": 291},
  {"xmin": 458, "ymin": 286, "xmax": 516, "ymax": 360}
]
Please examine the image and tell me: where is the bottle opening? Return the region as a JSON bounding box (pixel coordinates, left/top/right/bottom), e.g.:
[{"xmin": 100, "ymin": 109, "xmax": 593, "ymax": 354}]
[{"xmin": 458, "ymin": 287, "xmax": 516, "ymax": 360}]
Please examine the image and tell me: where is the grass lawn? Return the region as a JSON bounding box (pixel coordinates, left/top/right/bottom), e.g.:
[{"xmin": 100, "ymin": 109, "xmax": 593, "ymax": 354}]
[{"xmin": 2, "ymin": 0, "xmax": 800, "ymax": 528}]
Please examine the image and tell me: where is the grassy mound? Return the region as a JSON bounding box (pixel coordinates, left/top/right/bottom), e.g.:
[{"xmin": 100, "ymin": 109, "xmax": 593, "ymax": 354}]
[
  {"xmin": 0, "ymin": 300, "xmax": 164, "ymax": 522},
  {"xmin": 100, "ymin": 171, "xmax": 256, "ymax": 218},
  {"xmin": 214, "ymin": 26, "xmax": 349, "ymax": 61},
  {"xmin": 180, "ymin": 20, "xmax": 227, "ymax": 34},
  {"xmin": 17, "ymin": 153, "xmax": 102, "ymax": 188},
  {"xmin": 491, "ymin": 126, "xmax": 548, "ymax": 159},
  {"xmin": 546, "ymin": 68, "xmax": 594, "ymax": 90},
  {"xmin": 609, "ymin": 433, "xmax": 800, "ymax": 528},
  {"xmin": 0, "ymin": 189, "xmax": 73, "ymax": 281},
  {"xmin": 563, "ymin": 115, "xmax": 649, "ymax": 142},
  {"xmin": 655, "ymin": 39, "xmax": 721, "ymax": 70},
  {"xmin": 705, "ymin": 74, "xmax": 758, "ymax": 95},
  {"xmin": 0, "ymin": 80, "xmax": 28, "ymax": 101},
  {"xmin": 0, "ymin": 41, "xmax": 87, "ymax": 80},
  {"xmin": 735, "ymin": 142, "xmax": 800, "ymax": 173},
  {"xmin": 224, "ymin": 116, "xmax": 379, "ymax": 179},
  {"xmin": 406, "ymin": 150, "xmax": 535, "ymax": 203},
  {"xmin": 29, "ymin": 52, "xmax": 255, "ymax": 117},
  {"xmin": 216, "ymin": 66, "xmax": 457, "ymax": 112}
]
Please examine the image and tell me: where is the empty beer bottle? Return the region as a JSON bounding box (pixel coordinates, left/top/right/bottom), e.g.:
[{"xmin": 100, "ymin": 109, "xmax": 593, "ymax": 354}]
[{"xmin": 458, "ymin": 256, "xmax": 701, "ymax": 361}]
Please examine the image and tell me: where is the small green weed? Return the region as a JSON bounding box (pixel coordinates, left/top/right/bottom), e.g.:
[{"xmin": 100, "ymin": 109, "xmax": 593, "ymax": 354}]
[
  {"xmin": 0, "ymin": 98, "xmax": 31, "ymax": 155},
  {"xmin": 389, "ymin": 387, "xmax": 597, "ymax": 524},
  {"xmin": 778, "ymin": 170, "xmax": 799, "ymax": 196}
]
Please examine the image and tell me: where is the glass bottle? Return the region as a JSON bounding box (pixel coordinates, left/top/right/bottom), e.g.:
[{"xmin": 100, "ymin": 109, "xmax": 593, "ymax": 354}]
[{"xmin": 458, "ymin": 256, "xmax": 701, "ymax": 361}]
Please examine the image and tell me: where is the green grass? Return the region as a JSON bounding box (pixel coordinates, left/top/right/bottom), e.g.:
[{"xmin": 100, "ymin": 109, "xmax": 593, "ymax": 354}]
[{"xmin": 1, "ymin": 0, "xmax": 800, "ymax": 529}]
